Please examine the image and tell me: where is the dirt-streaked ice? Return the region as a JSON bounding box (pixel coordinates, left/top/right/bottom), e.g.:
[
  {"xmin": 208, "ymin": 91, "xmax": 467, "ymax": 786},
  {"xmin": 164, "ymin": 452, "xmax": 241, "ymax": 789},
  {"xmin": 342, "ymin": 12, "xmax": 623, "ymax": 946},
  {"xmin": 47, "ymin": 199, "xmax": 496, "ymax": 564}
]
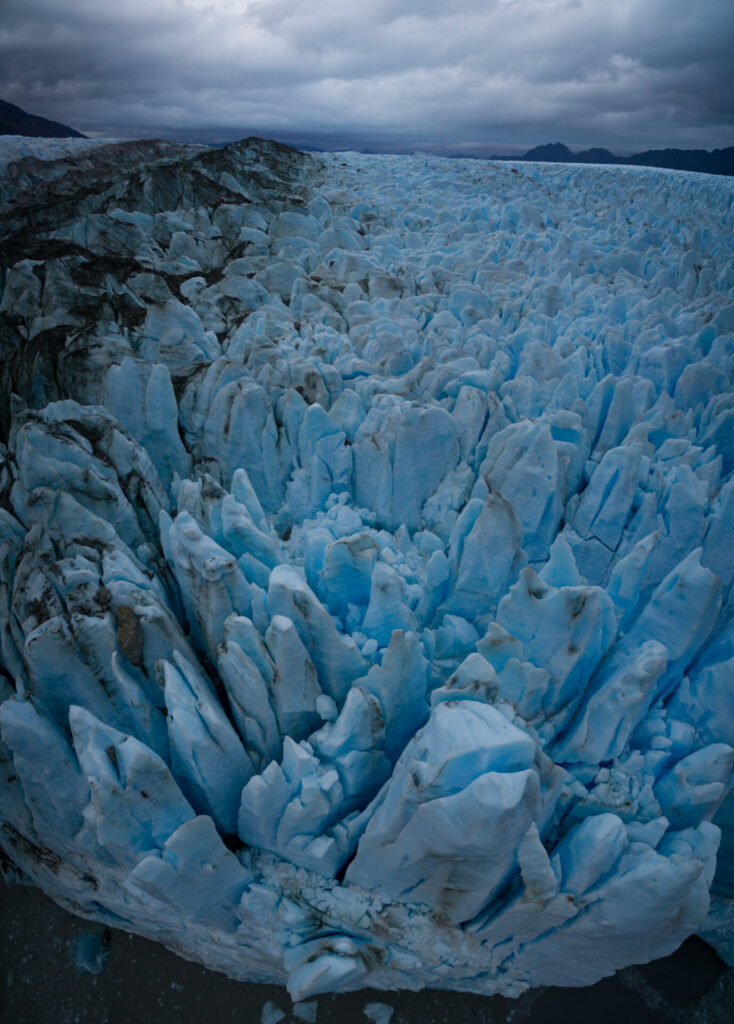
[{"xmin": 0, "ymin": 135, "xmax": 733, "ymax": 998}]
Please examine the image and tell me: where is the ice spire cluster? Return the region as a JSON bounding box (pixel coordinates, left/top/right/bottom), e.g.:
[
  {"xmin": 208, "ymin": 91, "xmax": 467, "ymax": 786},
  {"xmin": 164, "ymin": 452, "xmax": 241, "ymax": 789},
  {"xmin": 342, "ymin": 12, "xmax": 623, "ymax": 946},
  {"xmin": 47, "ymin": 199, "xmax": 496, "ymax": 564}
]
[{"xmin": 0, "ymin": 135, "xmax": 733, "ymax": 997}]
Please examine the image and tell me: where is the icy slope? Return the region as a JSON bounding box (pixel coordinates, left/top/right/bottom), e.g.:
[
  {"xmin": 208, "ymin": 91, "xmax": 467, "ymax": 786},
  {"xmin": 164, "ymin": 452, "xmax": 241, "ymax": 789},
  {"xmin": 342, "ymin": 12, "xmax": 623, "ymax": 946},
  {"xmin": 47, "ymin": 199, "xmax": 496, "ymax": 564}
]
[{"xmin": 0, "ymin": 136, "xmax": 733, "ymax": 998}]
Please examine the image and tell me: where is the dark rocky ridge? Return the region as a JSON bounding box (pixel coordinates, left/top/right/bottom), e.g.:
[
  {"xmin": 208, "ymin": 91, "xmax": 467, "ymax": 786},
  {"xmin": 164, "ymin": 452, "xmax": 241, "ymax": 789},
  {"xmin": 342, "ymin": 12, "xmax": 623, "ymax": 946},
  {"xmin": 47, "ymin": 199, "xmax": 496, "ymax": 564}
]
[
  {"xmin": 499, "ymin": 141, "xmax": 734, "ymax": 177},
  {"xmin": 0, "ymin": 98, "xmax": 86, "ymax": 139}
]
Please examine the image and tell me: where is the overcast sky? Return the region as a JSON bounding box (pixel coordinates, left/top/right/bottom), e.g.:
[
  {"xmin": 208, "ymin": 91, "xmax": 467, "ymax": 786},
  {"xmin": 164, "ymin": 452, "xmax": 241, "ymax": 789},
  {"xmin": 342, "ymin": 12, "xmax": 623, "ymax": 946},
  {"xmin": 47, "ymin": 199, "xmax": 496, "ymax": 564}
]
[{"xmin": 1, "ymin": 0, "xmax": 732, "ymax": 154}]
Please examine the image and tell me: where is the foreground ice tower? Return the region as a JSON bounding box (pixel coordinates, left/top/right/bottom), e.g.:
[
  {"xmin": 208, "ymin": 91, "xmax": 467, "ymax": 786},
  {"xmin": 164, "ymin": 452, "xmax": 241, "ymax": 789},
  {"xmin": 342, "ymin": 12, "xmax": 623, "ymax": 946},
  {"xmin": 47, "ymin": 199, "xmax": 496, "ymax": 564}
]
[{"xmin": 0, "ymin": 136, "xmax": 733, "ymax": 998}]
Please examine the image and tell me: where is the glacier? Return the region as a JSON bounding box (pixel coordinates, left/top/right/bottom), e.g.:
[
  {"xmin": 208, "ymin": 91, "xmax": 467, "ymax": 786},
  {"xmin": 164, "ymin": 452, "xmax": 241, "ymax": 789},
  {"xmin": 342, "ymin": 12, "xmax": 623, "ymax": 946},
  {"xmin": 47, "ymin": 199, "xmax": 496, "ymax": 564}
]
[{"xmin": 0, "ymin": 134, "xmax": 733, "ymax": 999}]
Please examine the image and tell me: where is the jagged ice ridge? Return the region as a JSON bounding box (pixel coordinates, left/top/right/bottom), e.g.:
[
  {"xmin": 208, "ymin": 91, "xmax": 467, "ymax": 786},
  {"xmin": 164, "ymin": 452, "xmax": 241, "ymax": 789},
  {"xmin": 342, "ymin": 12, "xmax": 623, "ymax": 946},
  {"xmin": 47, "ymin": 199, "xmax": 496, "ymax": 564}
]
[{"xmin": 0, "ymin": 136, "xmax": 733, "ymax": 997}]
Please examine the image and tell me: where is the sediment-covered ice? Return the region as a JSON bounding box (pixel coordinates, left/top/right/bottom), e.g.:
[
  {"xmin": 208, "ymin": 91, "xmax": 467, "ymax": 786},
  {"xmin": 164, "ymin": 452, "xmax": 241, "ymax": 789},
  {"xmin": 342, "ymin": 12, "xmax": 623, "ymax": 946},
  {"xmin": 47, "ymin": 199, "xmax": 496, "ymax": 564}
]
[{"xmin": 0, "ymin": 135, "xmax": 733, "ymax": 997}]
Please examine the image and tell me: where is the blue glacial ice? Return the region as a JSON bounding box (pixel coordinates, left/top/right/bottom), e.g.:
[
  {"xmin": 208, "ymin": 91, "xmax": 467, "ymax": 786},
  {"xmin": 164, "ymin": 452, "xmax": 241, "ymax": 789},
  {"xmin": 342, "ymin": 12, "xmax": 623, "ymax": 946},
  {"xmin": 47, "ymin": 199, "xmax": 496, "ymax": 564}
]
[{"xmin": 0, "ymin": 135, "xmax": 733, "ymax": 998}]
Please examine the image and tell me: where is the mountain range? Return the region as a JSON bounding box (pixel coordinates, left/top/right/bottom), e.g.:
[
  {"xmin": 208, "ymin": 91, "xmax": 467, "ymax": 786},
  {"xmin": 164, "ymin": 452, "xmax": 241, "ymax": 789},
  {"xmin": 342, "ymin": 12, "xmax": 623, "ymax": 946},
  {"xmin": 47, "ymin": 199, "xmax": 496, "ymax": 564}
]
[
  {"xmin": 490, "ymin": 141, "xmax": 734, "ymax": 176},
  {"xmin": 2, "ymin": 98, "xmax": 732, "ymax": 176}
]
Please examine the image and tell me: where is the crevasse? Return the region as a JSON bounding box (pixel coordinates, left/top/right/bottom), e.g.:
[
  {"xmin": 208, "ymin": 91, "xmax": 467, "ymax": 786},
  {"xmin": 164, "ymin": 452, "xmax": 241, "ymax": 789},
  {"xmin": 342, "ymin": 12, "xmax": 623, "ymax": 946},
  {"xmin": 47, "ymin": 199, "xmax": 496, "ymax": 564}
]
[{"xmin": 0, "ymin": 136, "xmax": 733, "ymax": 997}]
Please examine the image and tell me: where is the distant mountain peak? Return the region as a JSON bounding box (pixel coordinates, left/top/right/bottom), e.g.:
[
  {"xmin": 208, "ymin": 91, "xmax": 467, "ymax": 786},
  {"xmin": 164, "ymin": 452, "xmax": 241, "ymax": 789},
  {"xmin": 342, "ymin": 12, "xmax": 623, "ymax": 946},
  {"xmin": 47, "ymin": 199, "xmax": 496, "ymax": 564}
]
[
  {"xmin": 521, "ymin": 142, "xmax": 574, "ymax": 161},
  {"xmin": 0, "ymin": 98, "xmax": 86, "ymax": 139},
  {"xmin": 503, "ymin": 140, "xmax": 734, "ymax": 176},
  {"xmin": 576, "ymin": 147, "xmax": 620, "ymax": 163}
]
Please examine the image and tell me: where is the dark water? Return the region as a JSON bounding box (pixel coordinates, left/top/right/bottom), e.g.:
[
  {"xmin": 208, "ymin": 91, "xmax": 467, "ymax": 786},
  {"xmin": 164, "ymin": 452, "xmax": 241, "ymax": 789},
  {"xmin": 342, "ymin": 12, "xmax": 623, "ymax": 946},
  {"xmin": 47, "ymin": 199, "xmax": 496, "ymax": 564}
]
[{"xmin": 2, "ymin": 879, "xmax": 732, "ymax": 1024}]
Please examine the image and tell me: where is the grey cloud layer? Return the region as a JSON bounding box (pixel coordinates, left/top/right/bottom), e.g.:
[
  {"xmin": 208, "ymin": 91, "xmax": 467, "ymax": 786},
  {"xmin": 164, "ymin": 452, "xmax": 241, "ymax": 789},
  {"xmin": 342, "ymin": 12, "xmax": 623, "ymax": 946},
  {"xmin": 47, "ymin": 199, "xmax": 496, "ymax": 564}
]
[{"xmin": 1, "ymin": 0, "xmax": 732, "ymax": 151}]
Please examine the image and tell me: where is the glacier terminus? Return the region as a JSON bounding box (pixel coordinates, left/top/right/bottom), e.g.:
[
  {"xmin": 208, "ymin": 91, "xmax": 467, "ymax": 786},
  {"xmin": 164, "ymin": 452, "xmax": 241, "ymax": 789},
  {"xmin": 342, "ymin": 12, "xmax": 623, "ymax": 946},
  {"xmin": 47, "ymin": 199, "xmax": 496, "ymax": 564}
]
[{"xmin": 0, "ymin": 135, "xmax": 733, "ymax": 999}]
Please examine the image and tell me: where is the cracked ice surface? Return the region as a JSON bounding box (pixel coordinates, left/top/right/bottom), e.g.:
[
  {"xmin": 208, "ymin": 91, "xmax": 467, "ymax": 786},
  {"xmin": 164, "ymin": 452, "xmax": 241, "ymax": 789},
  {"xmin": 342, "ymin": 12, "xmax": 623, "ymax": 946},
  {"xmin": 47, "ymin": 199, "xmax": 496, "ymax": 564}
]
[{"xmin": 0, "ymin": 136, "xmax": 733, "ymax": 998}]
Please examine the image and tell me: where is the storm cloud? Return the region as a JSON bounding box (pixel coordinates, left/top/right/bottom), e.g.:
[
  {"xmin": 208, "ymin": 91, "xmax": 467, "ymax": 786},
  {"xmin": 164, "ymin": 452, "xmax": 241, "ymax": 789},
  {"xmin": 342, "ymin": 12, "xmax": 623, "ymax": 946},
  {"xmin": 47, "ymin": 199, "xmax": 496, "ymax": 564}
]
[{"xmin": 1, "ymin": 0, "xmax": 732, "ymax": 152}]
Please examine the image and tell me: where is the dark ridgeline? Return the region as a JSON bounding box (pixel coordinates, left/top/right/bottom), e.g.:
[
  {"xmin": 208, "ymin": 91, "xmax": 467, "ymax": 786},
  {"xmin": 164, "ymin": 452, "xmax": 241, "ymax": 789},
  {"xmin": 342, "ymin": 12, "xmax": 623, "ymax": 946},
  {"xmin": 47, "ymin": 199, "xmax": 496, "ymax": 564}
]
[
  {"xmin": 503, "ymin": 141, "xmax": 734, "ymax": 176},
  {"xmin": 2, "ymin": 96, "xmax": 732, "ymax": 175},
  {"xmin": 0, "ymin": 98, "xmax": 86, "ymax": 138}
]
